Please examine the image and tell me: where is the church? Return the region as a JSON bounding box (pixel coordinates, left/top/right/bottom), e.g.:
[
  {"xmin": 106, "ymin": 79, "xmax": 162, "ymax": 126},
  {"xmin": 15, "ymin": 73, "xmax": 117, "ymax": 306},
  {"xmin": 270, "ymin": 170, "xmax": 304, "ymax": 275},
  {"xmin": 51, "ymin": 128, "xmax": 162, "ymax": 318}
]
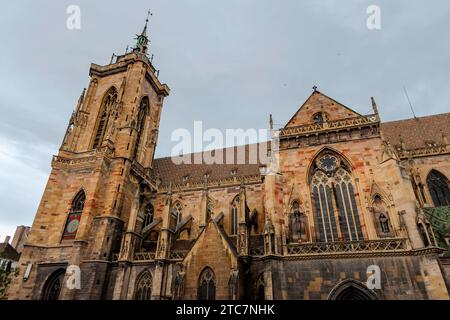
[{"xmin": 7, "ymin": 17, "xmax": 450, "ymax": 300}]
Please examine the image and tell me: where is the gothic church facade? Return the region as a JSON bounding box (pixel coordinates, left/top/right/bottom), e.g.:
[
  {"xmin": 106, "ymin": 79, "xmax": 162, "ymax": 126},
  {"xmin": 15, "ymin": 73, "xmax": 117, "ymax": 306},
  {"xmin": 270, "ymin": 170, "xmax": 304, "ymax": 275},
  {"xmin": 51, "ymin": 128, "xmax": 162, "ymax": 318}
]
[{"xmin": 7, "ymin": 20, "xmax": 450, "ymax": 300}]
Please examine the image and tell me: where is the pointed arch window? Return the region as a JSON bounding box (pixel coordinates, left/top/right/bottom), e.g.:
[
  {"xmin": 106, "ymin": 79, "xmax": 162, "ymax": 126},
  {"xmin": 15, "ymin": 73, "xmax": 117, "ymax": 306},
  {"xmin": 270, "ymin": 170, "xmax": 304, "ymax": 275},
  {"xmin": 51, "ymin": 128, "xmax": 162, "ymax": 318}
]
[
  {"xmin": 134, "ymin": 97, "xmax": 149, "ymax": 161},
  {"xmin": 62, "ymin": 190, "xmax": 86, "ymax": 240},
  {"xmin": 310, "ymin": 152, "xmax": 364, "ymax": 242},
  {"xmin": 92, "ymin": 88, "xmax": 117, "ymax": 149},
  {"xmin": 134, "ymin": 270, "xmax": 153, "ymax": 300},
  {"xmin": 231, "ymin": 196, "xmax": 239, "ymax": 235},
  {"xmin": 256, "ymin": 274, "xmax": 265, "ymax": 300},
  {"xmin": 143, "ymin": 203, "xmax": 154, "ymax": 229},
  {"xmin": 426, "ymin": 170, "xmax": 450, "ymax": 207},
  {"xmin": 41, "ymin": 269, "xmax": 65, "ymax": 300},
  {"xmin": 329, "ymin": 280, "xmax": 378, "ymax": 300},
  {"xmin": 197, "ymin": 267, "xmax": 216, "ymax": 300}
]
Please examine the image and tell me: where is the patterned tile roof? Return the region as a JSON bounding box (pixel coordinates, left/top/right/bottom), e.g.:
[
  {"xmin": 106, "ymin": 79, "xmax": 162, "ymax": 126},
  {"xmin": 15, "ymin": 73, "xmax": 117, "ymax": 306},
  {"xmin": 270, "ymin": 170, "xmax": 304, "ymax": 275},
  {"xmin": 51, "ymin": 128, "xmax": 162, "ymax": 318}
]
[
  {"xmin": 153, "ymin": 143, "xmax": 267, "ymax": 187},
  {"xmin": 381, "ymin": 113, "xmax": 450, "ymax": 150},
  {"xmin": 153, "ymin": 113, "xmax": 449, "ymax": 187}
]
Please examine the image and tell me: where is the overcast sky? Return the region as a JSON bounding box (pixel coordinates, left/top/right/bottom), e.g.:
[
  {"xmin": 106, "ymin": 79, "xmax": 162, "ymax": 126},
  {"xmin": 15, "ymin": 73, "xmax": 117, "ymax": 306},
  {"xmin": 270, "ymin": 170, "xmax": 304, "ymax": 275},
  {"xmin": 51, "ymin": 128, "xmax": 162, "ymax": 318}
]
[{"xmin": 0, "ymin": 0, "xmax": 449, "ymax": 241}]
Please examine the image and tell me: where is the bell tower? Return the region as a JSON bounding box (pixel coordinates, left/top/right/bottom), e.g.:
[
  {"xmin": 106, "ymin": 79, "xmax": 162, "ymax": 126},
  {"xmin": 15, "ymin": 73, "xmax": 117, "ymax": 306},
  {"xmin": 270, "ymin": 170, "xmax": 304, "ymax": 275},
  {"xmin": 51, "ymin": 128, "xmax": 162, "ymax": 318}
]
[{"xmin": 8, "ymin": 14, "xmax": 169, "ymax": 300}]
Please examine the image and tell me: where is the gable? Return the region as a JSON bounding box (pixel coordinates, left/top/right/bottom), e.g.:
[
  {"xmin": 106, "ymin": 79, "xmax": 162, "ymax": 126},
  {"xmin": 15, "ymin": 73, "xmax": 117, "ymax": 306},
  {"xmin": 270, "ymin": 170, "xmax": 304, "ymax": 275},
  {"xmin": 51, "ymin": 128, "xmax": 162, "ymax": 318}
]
[
  {"xmin": 183, "ymin": 220, "xmax": 239, "ymax": 271},
  {"xmin": 181, "ymin": 221, "xmax": 239, "ymax": 299},
  {"xmin": 285, "ymin": 91, "xmax": 362, "ymax": 128}
]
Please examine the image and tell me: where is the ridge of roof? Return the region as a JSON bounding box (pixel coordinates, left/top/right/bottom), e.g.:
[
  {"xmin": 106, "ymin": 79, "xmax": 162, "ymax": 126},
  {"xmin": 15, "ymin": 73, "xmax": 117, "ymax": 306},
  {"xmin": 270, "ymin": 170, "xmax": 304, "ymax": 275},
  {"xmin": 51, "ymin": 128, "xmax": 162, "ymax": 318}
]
[{"xmin": 382, "ymin": 112, "xmax": 450, "ymax": 125}]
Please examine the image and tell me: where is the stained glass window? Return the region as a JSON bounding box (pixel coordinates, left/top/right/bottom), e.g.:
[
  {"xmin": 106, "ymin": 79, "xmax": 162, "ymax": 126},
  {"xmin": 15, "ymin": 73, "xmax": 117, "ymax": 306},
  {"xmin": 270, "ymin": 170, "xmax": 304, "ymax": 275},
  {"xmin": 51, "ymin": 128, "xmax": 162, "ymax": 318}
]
[
  {"xmin": 41, "ymin": 269, "xmax": 65, "ymax": 300},
  {"xmin": 427, "ymin": 170, "xmax": 450, "ymax": 207},
  {"xmin": 310, "ymin": 153, "xmax": 364, "ymax": 242},
  {"xmin": 62, "ymin": 190, "xmax": 86, "ymax": 240}
]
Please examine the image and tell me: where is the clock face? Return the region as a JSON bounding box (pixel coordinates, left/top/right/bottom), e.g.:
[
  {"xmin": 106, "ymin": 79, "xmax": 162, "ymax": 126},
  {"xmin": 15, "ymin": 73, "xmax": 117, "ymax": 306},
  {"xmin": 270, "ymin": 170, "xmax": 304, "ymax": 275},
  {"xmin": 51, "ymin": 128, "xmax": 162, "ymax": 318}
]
[
  {"xmin": 318, "ymin": 154, "xmax": 339, "ymax": 172},
  {"xmin": 66, "ymin": 219, "xmax": 79, "ymax": 234}
]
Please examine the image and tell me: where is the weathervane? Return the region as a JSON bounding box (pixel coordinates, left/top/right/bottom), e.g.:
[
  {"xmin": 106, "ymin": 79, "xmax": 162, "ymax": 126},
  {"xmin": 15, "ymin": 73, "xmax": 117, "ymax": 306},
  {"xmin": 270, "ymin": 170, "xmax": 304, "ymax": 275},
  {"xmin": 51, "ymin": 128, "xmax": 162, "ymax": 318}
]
[
  {"xmin": 146, "ymin": 9, "xmax": 153, "ymax": 23},
  {"xmin": 313, "ymin": 85, "xmax": 318, "ymax": 92}
]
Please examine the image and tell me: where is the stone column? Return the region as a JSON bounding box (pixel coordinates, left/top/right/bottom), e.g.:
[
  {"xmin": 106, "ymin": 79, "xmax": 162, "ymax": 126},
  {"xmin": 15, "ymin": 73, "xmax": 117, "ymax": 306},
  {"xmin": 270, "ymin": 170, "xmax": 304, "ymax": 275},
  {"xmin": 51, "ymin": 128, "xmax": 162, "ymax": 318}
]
[
  {"xmin": 237, "ymin": 181, "xmax": 249, "ymax": 256},
  {"xmin": 152, "ymin": 190, "xmax": 173, "ymax": 300}
]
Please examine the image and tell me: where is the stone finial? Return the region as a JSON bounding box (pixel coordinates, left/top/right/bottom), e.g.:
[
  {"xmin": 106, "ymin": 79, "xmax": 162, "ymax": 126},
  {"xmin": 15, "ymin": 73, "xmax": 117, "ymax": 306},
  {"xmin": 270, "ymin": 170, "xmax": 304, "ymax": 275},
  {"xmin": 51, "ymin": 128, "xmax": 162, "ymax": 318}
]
[
  {"xmin": 371, "ymin": 97, "xmax": 379, "ymax": 114},
  {"xmin": 110, "ymin": 53, "xmax": 116, "ymax": 64},
  {"xmin": 203, "ymin": 174, "xmax": 209, "ymax": 191},
  {"xmin": 239, "ymin": 177, "xmax": 245, "ymax": 189},
  {"xmin": 441, "ymin": 129, "xmax": 448, "ymax": 145},
  {"xmin": 75, "ymin": 87, "xmax": 86, "ymax": 111},
  {"xmin": 79, "ymin": 88, "xmax": 86, "ymax": 103},
  {"xmin": 399, "ymin": 134, "xmax": 406, "ymax": 150}
]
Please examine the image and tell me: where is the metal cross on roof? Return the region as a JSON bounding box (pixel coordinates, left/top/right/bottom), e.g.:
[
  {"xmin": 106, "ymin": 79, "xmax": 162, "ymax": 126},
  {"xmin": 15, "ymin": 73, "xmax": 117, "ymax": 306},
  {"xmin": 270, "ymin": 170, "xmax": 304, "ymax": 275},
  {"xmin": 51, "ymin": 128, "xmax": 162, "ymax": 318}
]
[{"xmin": 313, "ymin": 85, "xmax": 318, "ymax": 92}]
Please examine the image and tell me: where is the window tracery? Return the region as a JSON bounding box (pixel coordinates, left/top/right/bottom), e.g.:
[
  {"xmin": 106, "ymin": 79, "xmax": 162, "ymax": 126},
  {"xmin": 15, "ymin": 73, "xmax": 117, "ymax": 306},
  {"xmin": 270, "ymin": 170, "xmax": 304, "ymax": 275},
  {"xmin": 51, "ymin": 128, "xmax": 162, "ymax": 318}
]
[
  {"xmin": 143, "ymin": 203, "xmax": 154, "ymax": 229},
  {"xmin": 427, "ymin": 170, "xmax": 450, "ymax": 207},
  {"xmin": 135, "ymin": 271, "xmax": 152, "ymax": 300},
  {"xmin": 93, "ymin": 88, "xmax": 117, "ymax": 148},
  {"xmin": 198, "ymin": 267, "xmax": 216, "ymax": 300},
  {"xmin": 310, "ymin": 152, "xmax": 364, "ymax": 242}
]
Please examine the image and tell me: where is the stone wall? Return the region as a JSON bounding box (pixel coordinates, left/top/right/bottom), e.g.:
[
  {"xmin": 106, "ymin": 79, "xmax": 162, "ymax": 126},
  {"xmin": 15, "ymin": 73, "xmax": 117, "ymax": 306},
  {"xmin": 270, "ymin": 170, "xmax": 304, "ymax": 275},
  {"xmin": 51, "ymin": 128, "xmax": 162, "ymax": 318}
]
[{"xmin": 250, "ymin": 254, "xmax": 448, "ymax": 300}]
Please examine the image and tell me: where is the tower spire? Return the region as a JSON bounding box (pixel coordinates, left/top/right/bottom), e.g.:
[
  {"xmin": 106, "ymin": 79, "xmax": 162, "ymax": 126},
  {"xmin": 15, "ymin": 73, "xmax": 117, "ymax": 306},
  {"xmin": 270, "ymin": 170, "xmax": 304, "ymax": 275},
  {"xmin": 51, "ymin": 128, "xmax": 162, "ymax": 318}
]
[
  {"xmin": 134, "ymin": 10, "xmax": 152, "ymax": 54},
  {"xmin": 141, "ymin": 9, "xmax": 151, "ymax": 36}
]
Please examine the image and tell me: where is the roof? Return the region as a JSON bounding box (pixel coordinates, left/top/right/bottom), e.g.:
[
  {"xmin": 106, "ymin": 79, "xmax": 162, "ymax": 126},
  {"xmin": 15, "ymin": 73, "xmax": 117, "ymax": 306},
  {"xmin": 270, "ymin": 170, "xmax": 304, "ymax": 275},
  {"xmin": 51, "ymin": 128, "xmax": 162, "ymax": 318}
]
[
  {"xmin": 381, "ymin": 113, "xmax": 450, "ymax": 150},
  {"xmin": 153, "ymin": 113, "xmax": 449, "ymax": 187},
  {"xmin": 153, "ymin": 143, "xmax": 267, "ymax": 187},
  {"xmin": 0, "ymin": 243, "xmax": 20, "ymax": 261}
]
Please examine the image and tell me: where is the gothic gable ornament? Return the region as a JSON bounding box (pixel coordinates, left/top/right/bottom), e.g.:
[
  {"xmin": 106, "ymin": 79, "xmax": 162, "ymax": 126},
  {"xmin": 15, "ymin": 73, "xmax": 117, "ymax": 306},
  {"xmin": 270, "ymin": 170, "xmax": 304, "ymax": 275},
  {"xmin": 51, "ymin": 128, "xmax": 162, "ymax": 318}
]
[{"xmin": 284, "ymin": 90, "xmax": 362, "ymax": 128}]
